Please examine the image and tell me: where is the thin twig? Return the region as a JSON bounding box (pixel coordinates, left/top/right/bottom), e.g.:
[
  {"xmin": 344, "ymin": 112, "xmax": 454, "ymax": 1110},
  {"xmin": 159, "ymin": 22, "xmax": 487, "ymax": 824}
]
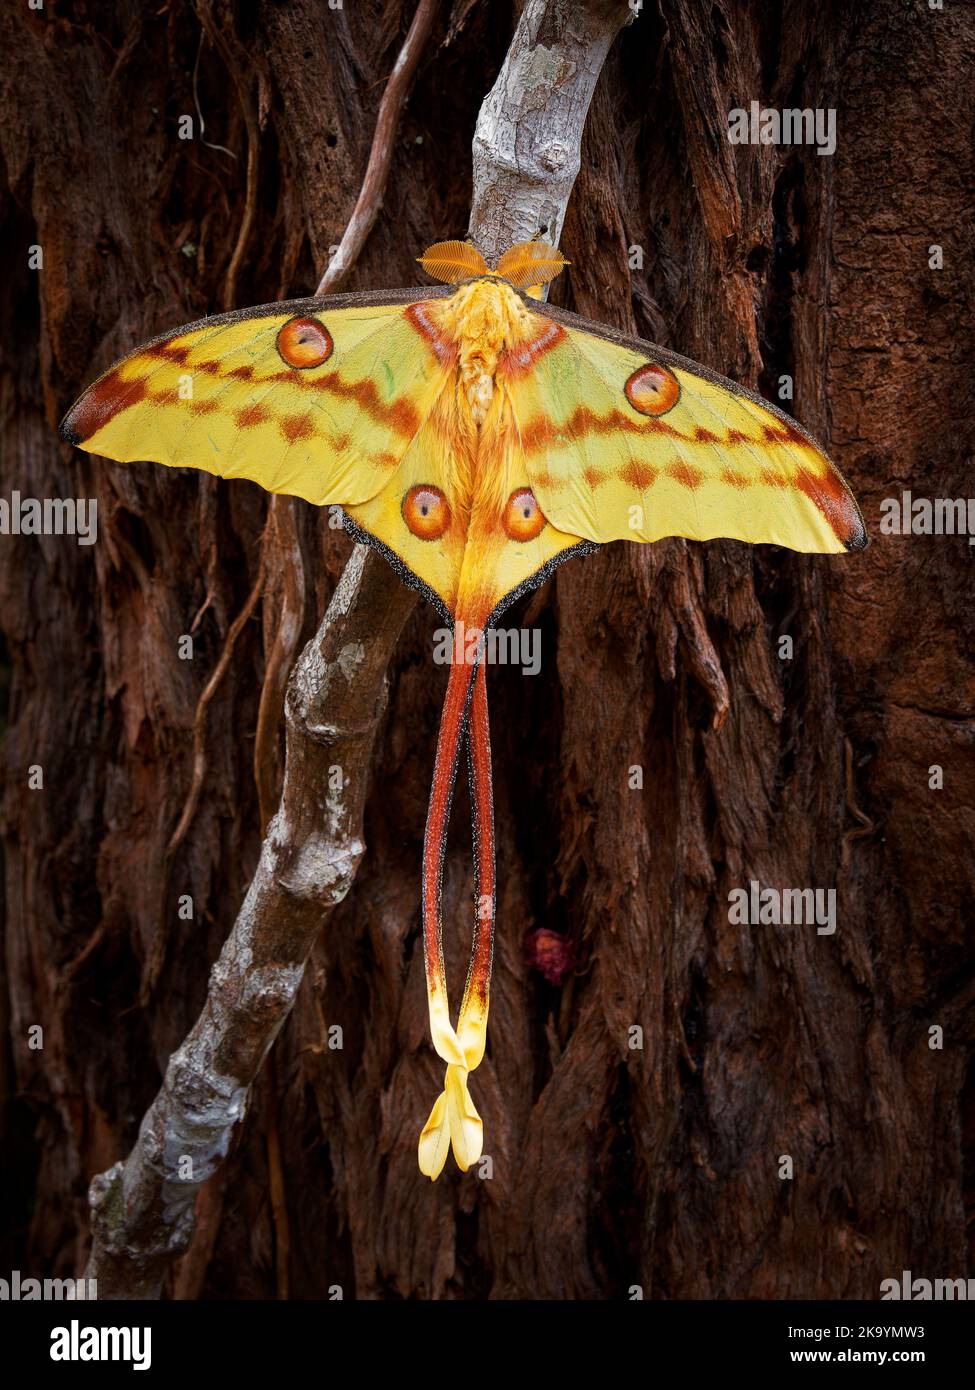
[
  {"xmin": 141, "ymin": 537, "xmax": 268, "ymax": 1003},
  {"xmin": 315, "ymin": 0, "xmax": 440, "ymax": 295},
  {"xmin": 192, "ymin": 28, "xmax": 237, "ymax": 160},
  {"xmin": 254, "ymin": 498, "xmax": 305, "ymax": 836},
  {"xmin": 168, "ymin": 543, "xmax": 266, "ymax": 857},
  {"xmin": 173, "ymin": 0, "xmax": 440, "ymax": 1294},
  {"xmin": 264, "ymin": 1052, "xmax": 290, "ymax": 1300},
  {"xmin": 194, "ymin": 4, "xmax": 261, "ymax": 310},
  {"xmin": 242, "ymin": 0, "xmax": 445, "ymax": 1285},
  {"xmin": 841, "ymin": 736, "xmax": 875, "ymax": 868},
  {"xmin": 222, "ymin": 114, "xmax": 260, "ymax": 313}
]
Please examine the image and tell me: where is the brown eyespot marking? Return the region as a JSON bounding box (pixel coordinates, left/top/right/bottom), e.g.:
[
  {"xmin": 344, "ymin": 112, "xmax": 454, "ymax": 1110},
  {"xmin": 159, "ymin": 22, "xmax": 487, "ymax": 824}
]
[
  {"xmin": 276, "ymin": 316, "xmax": 334, "ymax": 369},
  {"xmin": 503, "ymin": 488, "xmax": 546, "ymax": 542},
  {"xmin": 402, "ymin": 484, "xmax": 450, "ymax": 540},
  {"xmin": 625, "ymin": 363, "xmax": 680, "ymax": 417}
]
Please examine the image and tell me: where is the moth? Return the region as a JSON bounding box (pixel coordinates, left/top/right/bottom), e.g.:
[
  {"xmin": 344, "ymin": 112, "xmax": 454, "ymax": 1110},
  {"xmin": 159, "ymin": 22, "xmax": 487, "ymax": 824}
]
[{"xmin": 60, "ymin": 239, "xmax": 866, "ymax": 1181}]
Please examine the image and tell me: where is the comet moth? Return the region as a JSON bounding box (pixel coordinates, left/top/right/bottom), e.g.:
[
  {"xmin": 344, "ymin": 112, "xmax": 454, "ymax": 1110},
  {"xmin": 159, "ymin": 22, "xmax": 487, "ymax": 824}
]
[{"xmin": 60, "ymin": 238, "xmax": 866, "ymax": 1180}]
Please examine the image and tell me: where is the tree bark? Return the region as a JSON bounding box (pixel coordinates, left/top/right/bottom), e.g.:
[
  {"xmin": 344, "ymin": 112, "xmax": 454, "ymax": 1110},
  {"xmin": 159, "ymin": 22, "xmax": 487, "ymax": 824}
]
[{"xmin": 1, "ymin": 0, "xmax": 973, "ymax": 1300}]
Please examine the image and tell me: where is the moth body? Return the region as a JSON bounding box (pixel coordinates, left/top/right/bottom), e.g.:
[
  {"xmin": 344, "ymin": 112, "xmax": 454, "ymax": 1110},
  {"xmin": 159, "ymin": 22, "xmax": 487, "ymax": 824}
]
[{"xmin": 434, "ymin": 277, "xmax": 540, "ymax": 506}]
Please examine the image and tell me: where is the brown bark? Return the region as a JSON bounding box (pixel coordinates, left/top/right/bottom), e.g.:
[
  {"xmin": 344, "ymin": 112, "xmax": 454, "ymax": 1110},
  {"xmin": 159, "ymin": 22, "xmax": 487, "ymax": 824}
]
[{"xmin": 1, "ymin": 0, "xmax": 973, "ymax": 1301}]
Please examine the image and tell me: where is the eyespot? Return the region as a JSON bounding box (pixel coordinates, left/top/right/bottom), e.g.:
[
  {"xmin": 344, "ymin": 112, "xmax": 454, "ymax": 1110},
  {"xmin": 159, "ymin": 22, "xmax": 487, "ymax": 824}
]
[
  {"xmin": 624, "ymin": 362, "xmax": 680, "ymax": 416},
  {"xmin": 276, "ymin": 316, "xmax": 334, "ymax": 369},
  {"xmin": 503, "ymin": 488, "xmax": 546, "ymax": 541},
  {"xmin": 402, "ymin": 484, "xmax": 450, "ymax": 540}
]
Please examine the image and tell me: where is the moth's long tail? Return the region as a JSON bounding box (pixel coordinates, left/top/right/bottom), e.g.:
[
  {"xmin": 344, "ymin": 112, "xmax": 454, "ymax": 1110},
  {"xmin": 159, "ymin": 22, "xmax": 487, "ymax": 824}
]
[
  {"xmin": 417, "ymin": 654, "xmax": 496, "ymax": 1181},
  {"xmin": 458, "ymin": 661, "xmax": 495, "ymax": 1068},
  {"xmin": 419, "ymin": 652, "xmax": 474, "ymax": 1073}
]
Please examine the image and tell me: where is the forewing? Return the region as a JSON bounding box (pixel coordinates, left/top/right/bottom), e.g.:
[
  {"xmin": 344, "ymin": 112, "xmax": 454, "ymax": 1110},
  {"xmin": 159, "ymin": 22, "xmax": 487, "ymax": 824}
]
[
  {"xmin": 59, "ymin": 288, "xmax": 454, "ymax": 508},
  {"xmin": 504, "ymin": 304, "xmax": 866, "ymax": 555}
]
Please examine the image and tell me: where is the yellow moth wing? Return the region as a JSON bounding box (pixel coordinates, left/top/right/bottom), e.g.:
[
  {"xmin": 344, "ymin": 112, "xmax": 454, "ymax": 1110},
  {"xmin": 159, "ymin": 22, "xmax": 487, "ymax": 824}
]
[
  {"xmin": 343, "ymin": 410, "xmax": 468, "ymax": 614},
  {"xmin": 59, "ymin": 290, "xmax": 454, "ymax": 509},
  {"xmin": 345, "ymin": 399, "xmax": 585, "ymax": 620},
  {"xmin": 505, "ymin": 306, "xmax": 866, "ymax": 556},
  {"xmin": 473, "ymin": 452, "xmax": 588, "ymax": 624}
]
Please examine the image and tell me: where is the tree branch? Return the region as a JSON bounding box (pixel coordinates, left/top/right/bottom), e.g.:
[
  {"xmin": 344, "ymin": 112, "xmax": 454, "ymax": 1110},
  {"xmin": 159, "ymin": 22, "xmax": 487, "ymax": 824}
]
[{"xmin": 469, "ymin": 0, "xmax": 629, "ymax": 261}]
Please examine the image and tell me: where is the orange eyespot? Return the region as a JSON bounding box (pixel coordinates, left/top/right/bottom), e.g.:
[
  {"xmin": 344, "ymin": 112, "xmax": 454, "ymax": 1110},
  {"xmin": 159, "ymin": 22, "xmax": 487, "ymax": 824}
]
[
  {"xmin": 624, "ymin": 362, "xmax": 680, "ymax": 416},
  {"xmin": 402, "ymin": 484, "xmax": 450, "ymax": 540},
  {"xmin": 503, "ymin": 488, "xmax": 546, "ymax": 542},
  {"xmin": 276, "ymin": 316, "xmax": 334, "ymax": 369}
]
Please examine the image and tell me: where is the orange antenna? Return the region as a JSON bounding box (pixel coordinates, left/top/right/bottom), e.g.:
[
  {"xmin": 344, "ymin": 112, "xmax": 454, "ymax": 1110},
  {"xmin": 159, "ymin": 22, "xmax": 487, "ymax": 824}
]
[
  {"xmin": 495, "ymin": 240, "xmax": 568, "ymax": 290},
  {"xmin": 418, "ymin": 240, "xmax": 490, "ymax": 284}
]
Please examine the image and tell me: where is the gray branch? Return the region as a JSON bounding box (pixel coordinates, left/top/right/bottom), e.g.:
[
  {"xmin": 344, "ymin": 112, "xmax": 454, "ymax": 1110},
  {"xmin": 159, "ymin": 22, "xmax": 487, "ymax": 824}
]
[{"xmin": 470, "ymin": 0, "xmax": 629, "ymax": 261}]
